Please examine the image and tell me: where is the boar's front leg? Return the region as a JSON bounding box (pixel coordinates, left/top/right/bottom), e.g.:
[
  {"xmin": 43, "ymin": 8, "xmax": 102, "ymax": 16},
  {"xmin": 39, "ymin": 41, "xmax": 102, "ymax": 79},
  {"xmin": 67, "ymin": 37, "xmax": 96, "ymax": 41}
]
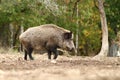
[
  {"xmin": 47, "ymin": 48, "xmax": 58, "ymax": 60},
  {"xmin": 46, "ymin": 40, "xmax": 58, "ymax": 60},
  {"xmin": 53, "ymin": 49, "xmax": 58, "ymax": 59}
]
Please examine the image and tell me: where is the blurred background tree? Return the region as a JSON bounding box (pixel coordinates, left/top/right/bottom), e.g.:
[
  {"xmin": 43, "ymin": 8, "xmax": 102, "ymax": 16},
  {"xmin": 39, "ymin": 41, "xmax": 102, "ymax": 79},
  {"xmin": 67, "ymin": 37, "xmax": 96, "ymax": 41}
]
[{"xmin": 0, "ymin": 0, "xmax": 119, "ymax": 56}]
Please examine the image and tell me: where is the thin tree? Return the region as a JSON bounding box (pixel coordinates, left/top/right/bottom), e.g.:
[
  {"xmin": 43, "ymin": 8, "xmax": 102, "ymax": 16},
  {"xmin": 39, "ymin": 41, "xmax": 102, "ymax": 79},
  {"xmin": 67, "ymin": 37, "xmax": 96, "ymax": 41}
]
[
  {"xmin": 72, "ymin": 0, "xmax": 81, "ymax": 55},
  {"xmin": 20, "ymin": 21, "xmax": 24, "ymax": 52},
  {"xmin": 9, "ymin": 23, "xmax": 14, "ymax": 48},
  {"xmin": 97, "ymin": 0, "xmax": 109, "ymax": 57}
]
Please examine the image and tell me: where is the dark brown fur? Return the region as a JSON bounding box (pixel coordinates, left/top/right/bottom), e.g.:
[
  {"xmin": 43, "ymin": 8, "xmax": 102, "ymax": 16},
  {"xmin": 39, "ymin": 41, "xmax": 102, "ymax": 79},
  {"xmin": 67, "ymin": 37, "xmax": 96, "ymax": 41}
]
[{"xmin": 19, "ymin": 24, "xmax": 75, "ymax": 60}]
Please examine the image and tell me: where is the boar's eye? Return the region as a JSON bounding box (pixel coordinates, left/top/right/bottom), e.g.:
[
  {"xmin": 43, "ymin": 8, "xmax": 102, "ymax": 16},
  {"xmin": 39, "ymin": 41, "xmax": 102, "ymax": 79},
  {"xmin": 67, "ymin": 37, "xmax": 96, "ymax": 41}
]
[{"xmin": 64, "ymin": 31, "xmax": 72, "ymax": 39}]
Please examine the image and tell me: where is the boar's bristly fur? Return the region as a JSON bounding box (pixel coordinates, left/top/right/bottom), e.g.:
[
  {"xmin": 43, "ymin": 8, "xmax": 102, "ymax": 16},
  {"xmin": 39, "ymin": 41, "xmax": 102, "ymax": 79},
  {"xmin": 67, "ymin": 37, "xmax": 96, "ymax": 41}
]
[{"xmin": 19, "ymin": 24, "xmax": 75, "ymax": 60}]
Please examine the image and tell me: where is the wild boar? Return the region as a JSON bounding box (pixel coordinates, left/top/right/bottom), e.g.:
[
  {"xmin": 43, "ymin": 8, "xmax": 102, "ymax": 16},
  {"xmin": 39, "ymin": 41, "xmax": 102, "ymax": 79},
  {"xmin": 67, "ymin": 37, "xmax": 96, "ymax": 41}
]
[{"xmin": 19, "ymin": 24, "xmax": 76, "ymax": 60}]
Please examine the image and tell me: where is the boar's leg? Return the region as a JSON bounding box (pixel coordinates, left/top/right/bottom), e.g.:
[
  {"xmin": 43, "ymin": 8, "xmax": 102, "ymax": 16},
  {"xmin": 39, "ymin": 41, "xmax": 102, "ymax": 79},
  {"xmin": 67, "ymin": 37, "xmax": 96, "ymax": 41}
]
[
  {"xmin": 46, "ymin": 40, "xmax": 58, "ymax": 60},
  {"xmin": 47, "ymin": 49, "xmax": 58, "ymax": 60},
  {"xmin": 28, "ymin": 48, "xmax": 34, "ymax": 60},
  {"xmin": 24, "ymin": 47, "xmax": 34, "ymax": 60},
  {"xmin": 47, "ymin": 48, "xmax": 58, "ymax": 59},
  {"xmin": 48, "ymin": 51, "xmax": 52, "ymax": 59},
  {"xmin": 53, "ymin": 49, "xmax": 58, "ymax": 59},
  {"xmin": 24, "ymin": 50, "xmax": 28, "ymax": 60}
]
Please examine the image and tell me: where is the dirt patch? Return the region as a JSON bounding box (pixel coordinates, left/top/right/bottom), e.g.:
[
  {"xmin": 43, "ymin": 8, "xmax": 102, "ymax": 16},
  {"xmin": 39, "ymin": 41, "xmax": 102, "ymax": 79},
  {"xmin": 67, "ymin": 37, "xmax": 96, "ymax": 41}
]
[{"xmin": 0, "ymin": 53, "xmax": 120, "ymax": 80}]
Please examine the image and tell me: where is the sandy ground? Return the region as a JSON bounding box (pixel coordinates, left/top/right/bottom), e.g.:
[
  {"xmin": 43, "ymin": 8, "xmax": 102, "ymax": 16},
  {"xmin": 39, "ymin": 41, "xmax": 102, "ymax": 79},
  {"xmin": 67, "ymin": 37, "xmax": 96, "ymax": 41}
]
[{"xmin": 0, "ymin": 53, "xmax": 120, "ymax": 80}]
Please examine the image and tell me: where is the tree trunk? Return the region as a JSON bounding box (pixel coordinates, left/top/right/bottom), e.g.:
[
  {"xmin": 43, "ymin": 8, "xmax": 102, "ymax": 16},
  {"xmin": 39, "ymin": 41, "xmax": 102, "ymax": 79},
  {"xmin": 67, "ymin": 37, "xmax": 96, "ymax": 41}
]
[
  {"xmin": 9, "ymin": 23, "xmax": 14, "ymax": 48},
  {"xmin": 97, "ymin": 0, "xmax": 109, "ymax": 57},
  {"xmin": 20, "ymin": 25, "xmax": 24, "ymax": 52},
  {"xmin": 13, "ymin": 26, "xmax": 21, "ymax": 47},
  {"xmin": 75, "ymin": 1, "xmax": 79, "ymax": 55}
]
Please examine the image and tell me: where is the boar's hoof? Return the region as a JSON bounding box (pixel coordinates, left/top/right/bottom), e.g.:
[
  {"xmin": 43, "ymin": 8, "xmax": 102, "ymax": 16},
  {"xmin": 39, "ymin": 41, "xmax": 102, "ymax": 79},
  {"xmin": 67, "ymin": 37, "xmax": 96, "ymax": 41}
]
[
  {"xmin": 30, "ymin": 57, "xmax": 34, "ymax": 60},
  {"xmin": 51, "ymin": 60, "xmax": 57, "ymax": 63}
]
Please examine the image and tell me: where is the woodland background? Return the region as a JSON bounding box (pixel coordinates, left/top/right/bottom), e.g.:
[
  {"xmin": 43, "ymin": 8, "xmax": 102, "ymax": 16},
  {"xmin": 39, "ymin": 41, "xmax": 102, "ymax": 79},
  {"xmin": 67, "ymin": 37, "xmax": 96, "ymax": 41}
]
[{"xmin": 0, "ymin": 0, "xmax": 120, "ymax": 56}]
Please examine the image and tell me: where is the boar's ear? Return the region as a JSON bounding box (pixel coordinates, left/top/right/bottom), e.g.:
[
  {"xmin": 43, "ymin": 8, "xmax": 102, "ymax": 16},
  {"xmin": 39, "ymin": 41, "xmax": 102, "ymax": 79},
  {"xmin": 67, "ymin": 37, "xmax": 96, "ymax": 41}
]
[{"xmin": 64, "ymin": 31, "xmax": 72, "ymax": 39}]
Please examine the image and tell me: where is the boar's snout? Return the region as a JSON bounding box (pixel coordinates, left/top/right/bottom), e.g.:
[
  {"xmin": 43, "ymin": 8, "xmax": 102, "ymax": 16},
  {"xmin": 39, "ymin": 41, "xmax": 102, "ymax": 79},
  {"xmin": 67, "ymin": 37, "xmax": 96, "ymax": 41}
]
[
  {"xmin": 67, "ymin": 47, "xmax": 77, "ymax": 54},
  {"xmin": 63, "ymin": 39, "xmax": 76, "ymax": 52},
  {"xmin": 66, "ymin": 47, "xmax": 74, "ymax": 52}
]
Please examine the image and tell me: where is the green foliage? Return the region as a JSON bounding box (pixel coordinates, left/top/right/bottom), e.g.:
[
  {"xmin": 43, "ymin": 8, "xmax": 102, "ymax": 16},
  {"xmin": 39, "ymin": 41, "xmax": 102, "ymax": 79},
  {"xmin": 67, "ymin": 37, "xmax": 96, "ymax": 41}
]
[
  {"xmin": 0, "ymin": 0, "xmax": 119, "ymax": 56},
  {"xmin": 105, "ymin": 0, "xmax": 120, "ymax": 35}
]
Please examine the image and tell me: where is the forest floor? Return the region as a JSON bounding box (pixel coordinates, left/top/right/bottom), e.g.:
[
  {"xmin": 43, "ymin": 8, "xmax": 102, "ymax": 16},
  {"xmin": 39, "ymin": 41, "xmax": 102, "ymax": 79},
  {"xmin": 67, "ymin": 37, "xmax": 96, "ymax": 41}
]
[{"xmin": 0, "ymin": 52, "xmax": 120, "ymax": 80}]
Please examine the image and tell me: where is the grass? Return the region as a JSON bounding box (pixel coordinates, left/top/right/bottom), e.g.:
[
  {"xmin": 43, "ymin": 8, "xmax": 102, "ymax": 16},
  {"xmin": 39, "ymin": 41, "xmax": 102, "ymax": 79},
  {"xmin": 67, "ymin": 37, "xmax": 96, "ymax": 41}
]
[{"xmin": 0, "ymin": 47, "xmax": 19, "ymax": 54}]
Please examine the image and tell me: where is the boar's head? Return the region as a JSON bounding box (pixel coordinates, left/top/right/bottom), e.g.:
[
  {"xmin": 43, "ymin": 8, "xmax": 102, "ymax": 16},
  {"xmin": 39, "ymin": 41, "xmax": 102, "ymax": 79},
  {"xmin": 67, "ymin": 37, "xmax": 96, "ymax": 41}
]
[{"xmin": 62, "ymin": 31, "xmax": 76, "ymax": 52}]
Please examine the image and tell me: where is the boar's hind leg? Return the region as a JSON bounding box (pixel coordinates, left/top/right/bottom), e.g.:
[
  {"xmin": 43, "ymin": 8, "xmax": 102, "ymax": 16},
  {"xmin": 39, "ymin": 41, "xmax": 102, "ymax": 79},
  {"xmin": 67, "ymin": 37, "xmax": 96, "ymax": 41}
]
[
  {"xmin": 28, "ymin": 48, "xmax": 34, "ymax": 60},
  {"xmin": 24, "ymin": 48, "xmax": 34, "ymax": 60},
  {"xmin": 24, "ymin": 50, "xmax": 28, "ymax": 60},
  {"xmin": 48, "ymin": 51, "xmax": 52, "ymax": 59}
]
